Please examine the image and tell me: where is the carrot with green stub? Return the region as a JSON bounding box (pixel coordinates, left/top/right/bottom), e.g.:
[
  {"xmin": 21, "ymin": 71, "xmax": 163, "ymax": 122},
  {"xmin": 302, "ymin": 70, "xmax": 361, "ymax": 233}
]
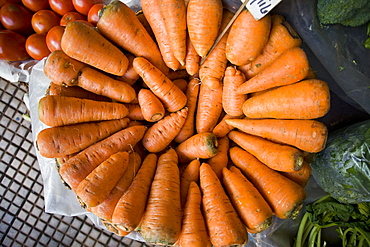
[
  {"xmin": 180, "ymin": 159, "xmax": 200, "ymax": 208},
  {"xmin": 206, "ymin": 135, "xmax": 229, "ymax": 180},
  {"xmin": 280, "ymin": 160, "xmax": 312, "ymax": 188},
  {"xmin": 230, "ymin": 146, "xmax": 306, "ymax": 219},
  {"xmin": 138, "ymin": 88, "xmax": 165, "ymax": 122}
]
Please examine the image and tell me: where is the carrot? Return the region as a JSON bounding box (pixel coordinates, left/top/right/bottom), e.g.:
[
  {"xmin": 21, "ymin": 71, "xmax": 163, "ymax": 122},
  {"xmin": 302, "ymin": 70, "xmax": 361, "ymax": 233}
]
[
  {"xmin": 223, "ymin": 166, "xmax": 273, "ymax": 233},
  {"xmin": 222, "ymin": 66, "xmax": 247, "ymax": 116},
  {"xmin": 48, "ymin": 82, "xmax": 111, "ymax": 102},
  {"xmin": 59, "ymin": 125, "xmax": 146, "ymax": 190},
  {"xmin": 38, "ymin": 95, "xmax": 129, "ymax": 127},
  {"xmin": 230, "ymin": 146, "xmax": 306, "ymax": 219},
  {"xmin": 138, "ymin": 88, "xmax": 165, "ymax": 122},
  {"xmin": 116, "ymin": 53, "xmax": 140, "ymax": 86},
  {"xmin": 174, "ymin": 78, "xmax": 200, "ymax": 143},
  {"xmin": 226, "ymin": 10, "xmax": 271, "ymax": 66},
  {"xmin": 112, "ymin": 153, "xmax": 158, "ymax": 232},
  {"xmin": 180, "ymin": 159, "xmax": 200, "ymax": 208},
  {"xmin": 97, "ymin": 1, "xmax": 168, "ymax": 74},
  {"xmin": 173, "ymin": 78, "xmax": 188, "ymax": 93},
  {"xmin": 133, "ymin": 57, "xmax": 187, "ymax": 112},
  {"xmin": 199, "ymin": 163, "xmax": 248, "ymax": 247},
  {"xmin": 186, "ymin": 0, "xmax": 223, "ymax": 57},
  {"xmin": 124, "ymin": 104, "xmax": 145, "ymax": 121},
  {"xmin": 212, "ymin": 114, "xmax": 243, "ymax": 138},
  {"xmin": 237, "ymin": 47, "xmax": 309, "ymax": 94},
  {"xmin": 280, "ymin": 160, "xmax": 312, "ymax": 188},
  {"xmin": 101, "ymin": 219, "xmax": 131, "ymax": 237},
  {"xmin": 243, "ymin": 14, "xmax": 302, "ymax": 78},
  {"xmin": 225, "ymin": 118, "xmax": 328, "ymax": 153},
  {"xmin": 242, "ymin": 79, "xmax": 331, "ymax": 119},
  {"xmin": 138, "ymin": 148, "xmax": 182, "ymax": 245},
  {"xmin": 228, "ymin": 130, "xmax": 304, "ymax": 172},
  {"xmin": 175, "ymin": 181, "xmax": 211, "ymax": 247},
  {"xmin": 136, "ymin": 10, "xmax": 155, "ymax": 40},
  {"xmin": 206, "ymin": 135, "xmax": 229, "ymax": 180},
  {"xmin": 185, "ymin": 36, "xmax": 201, "ymax": 76},
  {"xmin": 176, "ymin": 132, "xmax": 218, "ymax": 163},
  {"xmin": 76, "ymin": 151, "xmax": 130, "ymax": 207},
  {"xmin": 61, "ymin": 21, "xmax": 128, "ymax": 76}
]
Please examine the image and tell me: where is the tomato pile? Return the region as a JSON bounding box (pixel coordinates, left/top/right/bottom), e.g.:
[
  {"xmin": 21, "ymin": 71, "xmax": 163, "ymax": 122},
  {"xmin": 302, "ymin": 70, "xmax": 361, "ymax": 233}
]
[{"xmin": 0, "ymin": 0, "xmax": 105, "ymax": 61}]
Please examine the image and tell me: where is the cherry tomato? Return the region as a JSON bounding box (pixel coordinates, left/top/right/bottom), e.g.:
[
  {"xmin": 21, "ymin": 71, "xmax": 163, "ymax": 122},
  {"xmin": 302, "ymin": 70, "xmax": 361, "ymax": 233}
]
[
  {"xmin": 72, "ymin": 0, "xmax": 102, "ymax": 15},
  {"xmin": 49, "ymin": 0, "xmax": 75, "ymax": 16},
  {"xmin": 0, "ymin": 30, "xmax": 30, "ymax": 61},
  {"xmin": 46, "ymin": 25, "xmax": 64, "ymax": 52},
  {"xmin": 0, "ymin": 3, "xmax": 33, "ymax": 36},
  {"xmin": 87, "ymin": 3, "xmax": 103, "ymax": 26},
  {"xmin": 32, "ymin": 9, "xmax": 60, "ymax": 34},
  {"xmin": 60, "ymin": 11, "xmax": 85, "ymax": 26},
  {"xmin": 25, "ymin": 33, "xmax": 51, "ymax": 60},
  {"xmin": 22, "ymin": 0, "xmax": 50, "ymax": 12},
  {"xmin": 0, "ymin": 0, "xmax": 22, "ymax": 8}
]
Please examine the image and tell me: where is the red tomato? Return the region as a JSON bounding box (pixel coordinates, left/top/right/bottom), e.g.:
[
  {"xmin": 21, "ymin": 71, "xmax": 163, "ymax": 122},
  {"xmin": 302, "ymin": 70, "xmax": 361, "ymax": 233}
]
[
  {"xmin": 0, "ymin": 0, "xmax": 22, "ymax": 8},
  {"xmin": 46, "ymin": 25, "xmax": 64, "ymax": 52},
  {"xmin": 22, "ymin": 0, "xmax": 50, "ymax": 12},
  {"xmin": 25, "ymin": 33, "xmax": 51, "ymax": 60},
  {"xmin": 72, "ymin": 0, "xmax": 102, "ymax": 15},
  {"xmin": 32, "ymin": 9, "xmax": 60, "ymax": 34},
  {"xmin": 0, "ymin": 3, "xmax": 33, "ymax": 36},
  {"xmin": 49, "ymin": 0, "xmax": 75, "ymax": 16},
  {"xmin": 60, "ymin": 11, "xmax": 85, "ymax": 26},
  {"xmin": 0, "ymin": 30, "xmax": 30, "ymax": 61},
  {"xmin": 87, "ymin": 3, "xmax": 103, "ymax": 26}
]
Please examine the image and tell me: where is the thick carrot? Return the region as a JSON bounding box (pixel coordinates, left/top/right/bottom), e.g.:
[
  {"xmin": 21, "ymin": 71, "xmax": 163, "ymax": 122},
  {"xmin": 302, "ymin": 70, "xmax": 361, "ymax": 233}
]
[
  {"xmin": 225, "ymin": 118, "xmax": 328, "ymax": 153},
  {"xmin": 180, "ymin": 159, "xmax": 200, "ymax": 208},
  {"xmin": 59, "ymin": 125, "xmax": 146, "ymax": 190},
  {"xmin": 61, "ymin": 21, "xmax": 128, "ymax": 76},
  {"xmin": 142, "ymin": 107, "xmax": 188, "ymax": 153},
  {"xmin": 76, "ymin": 151, "xmax": 130, "ymax": 207},
  {"xmin": 116, "ymin": 53, "xmax": 140, "ymax": 86},
  {"xmin": 226, "ymin": 10, "xmax": 271, "ymax": 66},
  {"xmin": 138, "ymin": 148, "xmax": 182, "ymax": 245},
  {"xmin": 138, "ymin": 88, "xmax": 165, "ymax": 122},
  {"xmin": 187, "ymin": 0, "xmax": 223, "ymax": 57},
  {"xmin": 175, "ymin": 181, "xmax": 211, "ymax": 247},
  {"xmin": 222, "ymin": 166, "xmax": 273, "ymax": 233},
  {"xmin": 237, "ymin": 47, "xmax": 309, "ymax": 94},
  {"xmin": 280, "ymin": 160, "xmax": 312, "ymax": 188},
  {"xmin": 38, "ymin": 95, "xmax": 129, "ymax": 127},
  {"xmin": 242, "ymin": 79, "xmax": 331, "ymax": 119},
  {"xmin": 36, "ymin": 118, "xmax": 130, "ymax": 158},
  {"xmin": 112, "ymin": 153, "xmax": 158, "ymax": 232},
  {"xmin": 200, "ymin": 163, "xmax": 248, "ymax": 247},
  {"xmin": 124, "ymin": 104, "xmax": 145, "ymax": 121},
  {"xmin": 228, "ymin": 130, "xmax": 304, "ymax": 172},
  {"xmin": 133, "ymin": 57, "xmax": 187, "ymax": 112},
  {"xmin": 206, "ymin": 135, "xmax": 229, "ymax": 180},
  {"xmin": 185, "ymin": 36, "xmax": 201, "ymax": 76},
  {"xmin": 48, "ymin": 82, "xmax": 111, "ymax": 102},
  {"xmin": 176, "ymin": 132, "xmax": 218, "ymax": 163},
  {"xmin": 230, "ymin": 146, "xmax": 306, "ymax": 219},
  {"xmin": 222, "ymin": 66, "xmax": 247, "ymax": 117},
  {"xmin": 212, "ymin": 114, "xmax": 243, "ymax": 138}
]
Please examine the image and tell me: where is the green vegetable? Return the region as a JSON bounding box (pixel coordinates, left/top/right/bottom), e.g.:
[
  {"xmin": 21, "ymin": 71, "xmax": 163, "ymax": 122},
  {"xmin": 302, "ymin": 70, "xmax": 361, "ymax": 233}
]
[{"xmin": 310, "ymin": 120, "xmax": 370, "ymax": 204}]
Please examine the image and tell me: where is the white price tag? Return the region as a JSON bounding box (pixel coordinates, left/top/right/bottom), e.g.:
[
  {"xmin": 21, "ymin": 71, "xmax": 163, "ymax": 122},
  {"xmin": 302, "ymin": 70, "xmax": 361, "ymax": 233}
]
[{"xmin": 244, "ymin": 0, "xmax": 282, "ymax": 20}]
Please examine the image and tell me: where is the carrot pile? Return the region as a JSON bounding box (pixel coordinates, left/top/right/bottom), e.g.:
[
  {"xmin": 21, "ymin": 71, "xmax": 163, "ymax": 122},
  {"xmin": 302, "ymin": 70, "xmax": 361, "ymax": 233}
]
[{"xmin": 36, "ymin": 1, "xmax": 331, "ymax": 246}]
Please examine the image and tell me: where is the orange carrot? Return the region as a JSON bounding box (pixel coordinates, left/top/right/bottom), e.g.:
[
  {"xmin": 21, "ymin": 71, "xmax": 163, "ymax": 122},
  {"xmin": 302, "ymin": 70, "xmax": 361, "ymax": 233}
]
[
  {"xmin": 133, "ymin": 57, "xmax": 187, "ymax": 112},
  {"xmin": 180, "ymin": 159, "xmax": 200, "ymax": 208},
  {"xmin": 116, "ymin": 53, "xmax": 140, "ymax": 86},
  {"xmin": 230, "ymin": 146, "xmax": 306, "ymax": 219},
  {"xmin": 61, "ymin": 21, "xmax": 128, "ymax": 76},
  {"xmin": 212, "ymin": 114, "xmax": 243, "ymax": 138},
  {"xmin": 206, "ymin": 135, "xmax": 229, "ymax": 180},
  {"xmin": 112, "ymin": 153, "xmax": 158, "ymax": 232},
  {"xmin": 222, "ymin": 66, "xmax": 247, "ymax": 116},
  {"xmin": 226, "ymin": 10, "xmax": 271, "ymax": 66},
  {"xmin": 138, "ymin": 148, "xmax": 182, "ymax": 245},
  {"xmin": 38, "ymin": 95, "xmax": 129, "ymax": 127},
  {"xmin": 76, "ymin": 151, "xmax": 130, "ymax": 207},
  {"xmin": 48, "ymin": 82, "xmax": 111, "ymax": 102},
  {"xmin": 225, "ymin": 118, "xmax": 328, "ymax": 153},
  {"xmin": 97, "ymin": 1, "xmax": 168, "ymax": 74},
  {"xmin": 280, "ymin": 160, "xmax": 312, "ymax": 188},
  {"xmin": 242, "ymin": 79, "xmax": 331, "ymax": 119},
  {"xmin": 175, "ymin": 181, "xmax": 211, "ymax": 247},
  {"xmin": 101, "ymin": 219, "xmax": 131, "ymax": 237},
  {"xmin": 228, "ymin": 130, "xmax": 304, "ymax": 172},
  {"xmin": 136, "ymin": 10, "xmax": 155, "ymax": 39},
  {"xmin": 36, "ymin": 118, "xmax": 130, "ymax": 158},
  {"xmin": 176, "ymin": 132, "xmax": 218, "ymax": 163},
  {"xmin": 142, "ymin": 107, "xmax": 188, "ymax": 153},
  {"xmin": 186, "ymin": 0, "xmax": 223, "ymax": 57},
  {"xmin": 124, "ymin": 104, "xmax": 145, "ymax": 121},
  {"xmin": 138, "ymin": 88, "xmax": 165, "ymax": 122},
  {"xmin": 237, "ymin": 47, "xmax": 309, "ymax": 94},
  {"xmin": 59, "ymin": 125, "xmax": 146, "ymax": 190},
  {"xmin": 173, "ymin": 79, "xmax": 188, "ymax": 93},
  {"xmin": 199, "ymin": 163, "xmax": 248, "ymax": 247},
  {"xmin": 185, "ymin": 35, "xmax": 201, "ymax": 76},
  {"xmin": 223, "ymin": 166, "xmax": 273, "ymax": 233}
]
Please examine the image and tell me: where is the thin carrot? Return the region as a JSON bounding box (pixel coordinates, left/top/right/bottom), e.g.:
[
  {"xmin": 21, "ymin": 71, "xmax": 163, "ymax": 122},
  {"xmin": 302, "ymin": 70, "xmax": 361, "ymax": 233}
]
[
  {"xmin": 76, "ymin": 151, "xmax": 130, "ymax": 207},
  {"xmin": 230, "ymin": 146, "xmax": 306, "ymax": 219},
  {"xmin": 185, "ymin": 35, "xmax": 201, "ymax": 76},
  {"xmin": 280, "ymin": 160, "xmax": 312, "ymax": 188},
  {"xmin": 112, "ymin": 153, "xmax": 158, "ymax": 232},
  {"xmin": 242, "ymin": 79, "xmax": 331, "ymax": 119},
  {"xmin": 61, "ymin": 21, "xmax": 128, "ymax": 76},
  {"xmin": 228, "ymin": 130, "xmax": 304, "ymax": 172},
  {"xmin": 142, "ymin": 107, "xmax": 188, "ymax": 153},
  {"xmin": 116, "ymin": 53, "xmax": 140, "ymax": 86},
  {"xmin": 199, "ymin": 163, "xmax": 248, "ymax": 247},
  {"xmin": 138, "ymin": 88, "xmax": 165, "ymax": 122},
  {"xmin": 173, "ymin": 78, "xmax": 188, "ymax": 93},
  {"xmin": 38, "ymin": 95, "xmax": 129, "ymax": 127},
  {"xmin": 237, "ymin": 47, "xmax": 309, "ymax": 94},
  {"xmin": 176, "ymin": 132, "xmax": 218, "ymax": 163},
  {"xmin": 206, "ymin": 135, "xmax": 229, "ymax": 180},
  {"xmin": 175, "ymin": 181, "xmax": 211, "ymax": 247},
  {"xmin": 138, "ymin": 148, "xmax": 182, "ymax": 245},
  {"xmin": 59, "ymin": 125, "xmax": 146, "ymax": 190},
  {"xmin": 124, "ymin": 104, "xmax": 145, "ymax": 121},
  {"xmin": 212, "ymin": 114, "xmax": 243, "ymax": 138},
  {"xmin": 48, "ymin": 82, "xmax": 111, "ymax": 102},
  {"xmin": 226, "ymin": 10, "xmax": 271, "ymax": 66},
  {"xmin": 133, "ymin": 57, "xmax": 187, "ymax": 112},
  {"xmin": 180, "ymin": 159, "xmax": 200, "ymax": 208},
  {"xmin": 225, "ymin": 118, "xmax": 328, "ymax": 153}
]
